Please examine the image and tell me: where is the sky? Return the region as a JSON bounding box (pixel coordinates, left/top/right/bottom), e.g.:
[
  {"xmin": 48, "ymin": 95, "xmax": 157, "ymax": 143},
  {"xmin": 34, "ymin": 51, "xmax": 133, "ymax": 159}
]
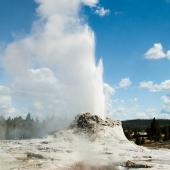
[{"xmin": 0, "ymin": 0, "xmax": 170, "ymax": 120}]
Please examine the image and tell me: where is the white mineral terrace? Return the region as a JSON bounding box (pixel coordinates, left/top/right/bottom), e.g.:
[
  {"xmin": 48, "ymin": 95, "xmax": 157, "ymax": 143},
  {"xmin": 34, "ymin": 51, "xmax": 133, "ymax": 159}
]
[{"xmin": 0, "ymin": 113, "xmax": 170, "ymax": 170}]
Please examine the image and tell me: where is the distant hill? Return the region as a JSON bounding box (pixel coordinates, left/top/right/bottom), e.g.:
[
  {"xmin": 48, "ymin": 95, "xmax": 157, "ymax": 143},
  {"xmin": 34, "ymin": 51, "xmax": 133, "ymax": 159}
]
[{"xmin": 122, "ymin": 119, "xmax": 170, "ymax": 130}]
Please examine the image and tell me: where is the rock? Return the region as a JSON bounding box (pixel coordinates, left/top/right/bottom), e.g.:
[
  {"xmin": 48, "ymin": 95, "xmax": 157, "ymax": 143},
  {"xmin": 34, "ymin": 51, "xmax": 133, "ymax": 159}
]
[
  {"xmin": 125, "ymin": 160, "xmax": 152, "ymax": 168},
  {"xmin": 26, "ymin": 152, "xmax": 45, "ymax": 159},
  {"xmin": 71, "ymin": 113, "xmax": 121, "ymax": 133},
  {"xmin": 41, "ymin": 141, "xmax": 49, "ymax": 144}
]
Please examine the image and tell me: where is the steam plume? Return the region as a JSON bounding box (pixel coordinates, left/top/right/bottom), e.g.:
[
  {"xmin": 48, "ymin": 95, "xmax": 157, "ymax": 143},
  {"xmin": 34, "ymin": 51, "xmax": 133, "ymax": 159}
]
[{"xmin": 1, "ymin": 0, "xmax": 113, "ymax": 120}]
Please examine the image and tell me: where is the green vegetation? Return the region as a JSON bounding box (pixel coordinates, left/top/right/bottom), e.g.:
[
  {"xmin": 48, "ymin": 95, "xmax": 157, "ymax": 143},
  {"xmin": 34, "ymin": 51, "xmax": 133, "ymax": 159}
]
[
  {"xmin": 123, "ymin": 118, "xmax": 170, "ymax": 145},
  {"xmin": 147, "ymin": 118, "xmax": 161, "ymax": 141},
  {"xmin": 122, "ymin": 119, "xmax": 170, "ymax": 130},
  {"xmin": 0, "ymin": 114, "xmax": 63, "ymax": 140}
]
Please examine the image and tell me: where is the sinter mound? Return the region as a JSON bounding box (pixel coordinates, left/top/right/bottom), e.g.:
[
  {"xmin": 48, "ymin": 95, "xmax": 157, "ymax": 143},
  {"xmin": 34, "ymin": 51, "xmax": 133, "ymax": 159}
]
[{"xmin": 71, "ymin": 113, "xmax": 121, "ymax": 132}]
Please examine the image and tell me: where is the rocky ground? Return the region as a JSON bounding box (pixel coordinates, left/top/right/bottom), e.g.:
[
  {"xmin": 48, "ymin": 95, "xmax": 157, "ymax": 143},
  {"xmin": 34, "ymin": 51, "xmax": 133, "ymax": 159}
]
[{"xmin": 0, "ymin": 113, "xmax": 170, "ymax": 170}]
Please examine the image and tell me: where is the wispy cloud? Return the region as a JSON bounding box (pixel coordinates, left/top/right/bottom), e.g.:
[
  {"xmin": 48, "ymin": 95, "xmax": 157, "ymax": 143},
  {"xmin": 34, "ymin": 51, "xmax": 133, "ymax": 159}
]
[
  {"xmin": 145, "ymin": 43, "xmax": 170, "ymax": 60},
  {"xmin": 160, "ymin": 95, "xmax": 170, "ymax": 117},
  {"xmin": 82, "ymin": 0, "xmax": 99, "ymax": 7},
  {"xmin": 161, "ymin": 95, "xmax": 170, "ymax": 105},
  {"xmin": 0, "ymin": 85, "xmax": 17, "ymax": 117},
  {"xmin": 95, "ymin": 6, "xmax": 110, "ymax": 17},
  {"xmin": 139, "ymin": 80, "xmax": 170, "ymax": 92},
  {"xmin": 136, "ymin": 108, "xmax": 158, "ymax": 119},
  {"xmin": 119, "ymin": 77, "xmax": 132, "ymax": 89}
]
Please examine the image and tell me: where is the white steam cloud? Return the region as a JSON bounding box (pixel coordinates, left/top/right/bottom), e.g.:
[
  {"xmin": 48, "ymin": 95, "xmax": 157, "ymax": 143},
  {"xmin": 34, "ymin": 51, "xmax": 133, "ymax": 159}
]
[{"xmin": 1, "ymin": 0, "xmax": 113, "ymax": 120}]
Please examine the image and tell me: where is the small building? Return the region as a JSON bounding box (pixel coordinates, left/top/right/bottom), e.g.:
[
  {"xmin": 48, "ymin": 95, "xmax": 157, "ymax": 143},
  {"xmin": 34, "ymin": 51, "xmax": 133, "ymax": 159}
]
[{"xmin": 138, "ymin": 132, "xmax": 147, "ymax": 137}]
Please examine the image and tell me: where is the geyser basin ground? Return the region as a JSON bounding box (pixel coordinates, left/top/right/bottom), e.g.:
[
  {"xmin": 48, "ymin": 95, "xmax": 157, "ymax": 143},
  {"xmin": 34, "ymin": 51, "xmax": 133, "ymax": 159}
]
[{"xmin": 0, "ymin": 113, "xmax": 170, "ymax": 170}]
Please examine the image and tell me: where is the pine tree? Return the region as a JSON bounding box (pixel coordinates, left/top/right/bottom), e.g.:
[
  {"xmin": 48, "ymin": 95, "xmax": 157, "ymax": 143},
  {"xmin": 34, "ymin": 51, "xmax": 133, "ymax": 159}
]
[
  {"xmin": 164, "ymin": 126, "xmax": 169, "ymax": 141},
  {"xmin": 155, "ymin": 120, "xmax": 161, "ymax": 141},
  {"xmin": 141, "ymin": 137, "xmax": 145, "ymax": 144},
  {"xmin": 149, "ymin": 118, "xmax": 161, "ymax": 141},
  {"xmin": 135, "ymin": 134, "xmax": 142, "ymax": 145}
]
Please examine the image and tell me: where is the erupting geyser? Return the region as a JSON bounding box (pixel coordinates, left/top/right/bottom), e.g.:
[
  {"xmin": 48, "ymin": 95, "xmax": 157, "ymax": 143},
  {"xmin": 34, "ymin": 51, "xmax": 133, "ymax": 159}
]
[
  {"xmin": 1, "ymin": 1, "xmax": 170, "ymax": 170},
  {"xmin": 1, "ymin": 0, "xmax": 113, "ymax": 120}
]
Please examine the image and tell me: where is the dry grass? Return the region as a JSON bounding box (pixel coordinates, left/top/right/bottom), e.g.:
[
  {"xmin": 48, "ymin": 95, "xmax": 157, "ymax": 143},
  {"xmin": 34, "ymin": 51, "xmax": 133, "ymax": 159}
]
[{"xmin": 143, "ymin": 141, "xmax": 170, "ymax": 149}]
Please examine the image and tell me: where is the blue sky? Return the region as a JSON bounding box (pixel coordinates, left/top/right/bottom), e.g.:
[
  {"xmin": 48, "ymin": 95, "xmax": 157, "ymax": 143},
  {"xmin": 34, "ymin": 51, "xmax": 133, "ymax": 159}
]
[
  {"xmin": 0, "ymin": 0, "xmax": 170, "ymax": 120},
  {"xmin": 87, "ymin": 0, "xmax": 170, "ymax": 119}
]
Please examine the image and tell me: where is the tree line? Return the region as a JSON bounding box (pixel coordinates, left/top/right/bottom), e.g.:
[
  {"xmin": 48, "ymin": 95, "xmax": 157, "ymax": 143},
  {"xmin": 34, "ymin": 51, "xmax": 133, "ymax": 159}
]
[
  {"xmin": 0, "ymin": 114, "xmax": 65, "ymax": 140},
  {"xmin": 124, "ymin": 118, "xmax": 170, "ymax": 145}
]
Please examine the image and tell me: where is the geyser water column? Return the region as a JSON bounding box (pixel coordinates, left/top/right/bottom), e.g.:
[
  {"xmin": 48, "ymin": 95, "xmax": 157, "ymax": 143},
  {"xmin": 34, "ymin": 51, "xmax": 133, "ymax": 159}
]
[{"xmin": 2, "ymin": 0, "xmax": 110, "ymax": 120}]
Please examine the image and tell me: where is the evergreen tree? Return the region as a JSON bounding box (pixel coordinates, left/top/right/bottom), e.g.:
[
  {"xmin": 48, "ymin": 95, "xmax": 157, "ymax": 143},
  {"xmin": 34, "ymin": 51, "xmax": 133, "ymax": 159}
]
[
  {"xmin": 133, "ymin": 129, "xmax": 138, "ymax": 139},
  {"xmin": 124, "ymin": 130, "xmax": 131, "ymax": 140},
  {"xmin": 135, "ymin": 134, "xmax": 142, "ymax": 145},
  {"xmin": 163, "ymin": 126, "xmax": 169, "ymax": 141},
  {"xmin": 0, "ymin": 114, "xmax": 60, "ymax": 140},
  {"xmin": 0, "ymin": 115, "xmax": 6, "ymax": 139},
  {"xmin": 146, "ymin": 127, "xmax": 152, "ymax": 140},
  {"xmin": 141, "ymin": 137, "xmax": 145, "ymax": 144},
  {"xmin": 149, "ymin": 118, "xmax": 161, "ymax": 141}
]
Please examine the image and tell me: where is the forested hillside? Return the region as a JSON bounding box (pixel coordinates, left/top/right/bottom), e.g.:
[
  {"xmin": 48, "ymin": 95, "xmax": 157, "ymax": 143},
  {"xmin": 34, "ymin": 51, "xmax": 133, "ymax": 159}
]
[{"xmin": 122, "ymin": 119, "xmax": 170, "ymax": 130}]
